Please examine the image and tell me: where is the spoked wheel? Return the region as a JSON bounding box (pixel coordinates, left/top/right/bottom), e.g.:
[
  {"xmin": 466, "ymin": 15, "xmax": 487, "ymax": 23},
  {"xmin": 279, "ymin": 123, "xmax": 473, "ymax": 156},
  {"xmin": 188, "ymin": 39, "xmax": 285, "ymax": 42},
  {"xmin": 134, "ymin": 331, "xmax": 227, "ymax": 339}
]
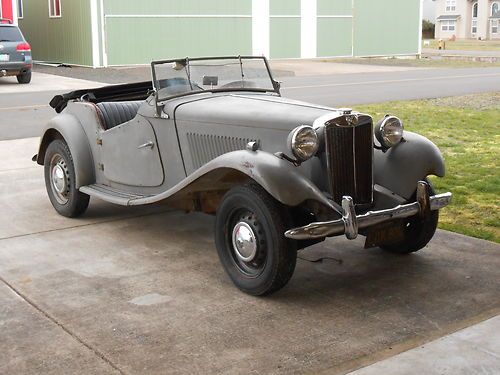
[
  {"xmin": 44, "ymin": 139, "xmax": 90, "ymax": 218},
  {"xmin": 380, "ymin": 180, "xmax": 439, "ymax": 254},
  {"xmin": 215, "ymin": 184, "xmax": 297, "ymax": 296}
]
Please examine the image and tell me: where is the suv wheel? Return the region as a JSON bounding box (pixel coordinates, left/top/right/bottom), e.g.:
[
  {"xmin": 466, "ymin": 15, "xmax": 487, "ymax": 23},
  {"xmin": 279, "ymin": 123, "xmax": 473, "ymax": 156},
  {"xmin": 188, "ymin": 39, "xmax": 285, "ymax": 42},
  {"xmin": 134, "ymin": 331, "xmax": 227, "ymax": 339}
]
[
  {"xmin": 215, "ymin": 183, "xmax": 297, "ymax": 296},
  {"xmin": 44, "ymin": 139, "xmax": 90, "ymax": 217},
  {"xmin": 17, "ymin": 69, "xmax": 31, "ymax": 84}
]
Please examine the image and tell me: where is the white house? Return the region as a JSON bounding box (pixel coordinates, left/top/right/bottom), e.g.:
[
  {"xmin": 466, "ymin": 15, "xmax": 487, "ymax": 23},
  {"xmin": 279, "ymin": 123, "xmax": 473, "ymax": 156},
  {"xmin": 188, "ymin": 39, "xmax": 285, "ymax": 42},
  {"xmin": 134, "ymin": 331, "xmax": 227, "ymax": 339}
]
[{"xmin": 435, "ymin": 0, "xmax": 500, "ymax": 40}]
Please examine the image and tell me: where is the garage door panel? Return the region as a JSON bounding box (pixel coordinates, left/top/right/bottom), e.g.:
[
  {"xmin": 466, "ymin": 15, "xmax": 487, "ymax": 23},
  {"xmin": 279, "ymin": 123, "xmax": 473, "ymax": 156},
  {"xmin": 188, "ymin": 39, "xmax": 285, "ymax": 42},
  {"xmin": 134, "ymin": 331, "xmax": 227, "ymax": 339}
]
[
  {"xmin": 353, "ymin": 0, "xmax": 420, "ymax": 56},
  {"xmin": 317, "ymin": 18, "xmax": 353, "ymax": 57},
  {"xmin": 270, "ymin": 18, "xmax": 301, "ymax": 59},
  {"xmin": 105, "ymin": 17, "xmax": 252, "ymax": 66}
]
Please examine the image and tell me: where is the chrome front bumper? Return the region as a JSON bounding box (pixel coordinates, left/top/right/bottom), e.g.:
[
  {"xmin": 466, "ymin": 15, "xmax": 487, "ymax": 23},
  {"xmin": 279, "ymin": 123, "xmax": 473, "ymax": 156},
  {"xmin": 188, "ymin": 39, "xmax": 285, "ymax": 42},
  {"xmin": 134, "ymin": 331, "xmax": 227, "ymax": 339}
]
[{"xmin": 285, "ymin": 181, "xmax": 452, "ymax": 240}]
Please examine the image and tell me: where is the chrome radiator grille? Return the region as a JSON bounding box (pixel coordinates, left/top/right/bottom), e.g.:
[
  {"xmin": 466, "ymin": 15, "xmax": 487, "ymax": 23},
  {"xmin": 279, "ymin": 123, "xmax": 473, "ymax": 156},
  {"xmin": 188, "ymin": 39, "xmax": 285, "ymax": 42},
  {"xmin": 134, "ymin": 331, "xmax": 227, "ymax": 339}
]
[{"xmin": 324, "ymin": 117, "xmax": 374, "ymax": 205}]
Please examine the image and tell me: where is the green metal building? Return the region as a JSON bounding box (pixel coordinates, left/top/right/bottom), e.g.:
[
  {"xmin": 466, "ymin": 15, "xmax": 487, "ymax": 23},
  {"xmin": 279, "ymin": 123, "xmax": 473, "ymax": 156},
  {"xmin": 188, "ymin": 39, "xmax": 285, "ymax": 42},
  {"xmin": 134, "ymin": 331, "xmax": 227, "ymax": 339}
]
[{"xmin": 18, "ymin": 0, "xmax": 423, "ymax": 67}]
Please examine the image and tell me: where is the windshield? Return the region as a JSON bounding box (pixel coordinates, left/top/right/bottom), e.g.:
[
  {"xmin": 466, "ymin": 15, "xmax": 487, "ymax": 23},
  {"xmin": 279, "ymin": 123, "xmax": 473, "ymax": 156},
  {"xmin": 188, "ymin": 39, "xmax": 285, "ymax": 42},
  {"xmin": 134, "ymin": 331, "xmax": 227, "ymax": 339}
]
[
  {"xmin": 152, "ymin": 56, "xmax": 277, "ymax": 101},
  {"xmin": 0, "ymin": 26, "xmax": 23, "ymax": 42}
]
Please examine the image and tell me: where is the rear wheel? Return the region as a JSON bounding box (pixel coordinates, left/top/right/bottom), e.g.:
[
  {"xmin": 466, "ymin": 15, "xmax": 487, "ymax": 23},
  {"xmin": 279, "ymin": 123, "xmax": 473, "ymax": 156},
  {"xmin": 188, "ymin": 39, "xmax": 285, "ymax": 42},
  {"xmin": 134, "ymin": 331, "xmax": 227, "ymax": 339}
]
[
  {"xmin": 17, "ymin": 70, "xmax": 31, "ymax": 84},
  {"xmin": 380, "ymin": 180, "xmax": 439, "ymax": 254},
  {"xmin": 215, "ymin": 184, "xmax": 297, "ymax": 296},
  {"xmin": 44, "ymin": 139, "xmax": 90, "ymax": 217}
]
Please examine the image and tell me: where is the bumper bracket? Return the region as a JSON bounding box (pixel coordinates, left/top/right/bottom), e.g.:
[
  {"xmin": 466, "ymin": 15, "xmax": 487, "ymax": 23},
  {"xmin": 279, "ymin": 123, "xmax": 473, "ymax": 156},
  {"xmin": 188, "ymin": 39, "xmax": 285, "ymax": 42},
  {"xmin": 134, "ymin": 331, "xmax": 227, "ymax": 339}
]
[{"xmin": 285, "ymin": 181, "xmax": 452, "ymax": 240}]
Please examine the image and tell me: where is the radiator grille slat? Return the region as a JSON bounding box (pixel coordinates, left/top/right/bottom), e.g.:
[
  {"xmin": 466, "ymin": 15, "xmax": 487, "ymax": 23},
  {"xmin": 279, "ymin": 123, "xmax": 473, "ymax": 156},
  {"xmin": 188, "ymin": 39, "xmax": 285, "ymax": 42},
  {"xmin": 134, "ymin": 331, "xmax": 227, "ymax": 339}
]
[{"xmin": 325, "ymin": 118, "xmax": 373, "ymax": 205}]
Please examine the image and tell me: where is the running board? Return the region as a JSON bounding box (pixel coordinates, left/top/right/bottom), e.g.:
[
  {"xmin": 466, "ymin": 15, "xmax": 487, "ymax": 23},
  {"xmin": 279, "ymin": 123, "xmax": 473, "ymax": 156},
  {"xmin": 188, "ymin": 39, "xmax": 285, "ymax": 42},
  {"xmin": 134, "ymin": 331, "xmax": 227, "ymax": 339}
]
[{"xmin": 79, "ymin": 184, "xmax": 151, "ymax": 206}]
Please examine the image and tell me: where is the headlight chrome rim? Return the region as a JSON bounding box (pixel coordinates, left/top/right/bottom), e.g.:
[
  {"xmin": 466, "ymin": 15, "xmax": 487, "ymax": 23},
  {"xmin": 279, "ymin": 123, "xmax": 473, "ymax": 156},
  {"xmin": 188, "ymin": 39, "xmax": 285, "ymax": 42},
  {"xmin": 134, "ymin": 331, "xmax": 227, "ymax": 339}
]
[
  {"xmin": 376, "ymin": 115, "xmax": 404, "ymax": 149},
  {"xmin": 289, "ymin": 125, "xmax": 319, "ymax": 161}
]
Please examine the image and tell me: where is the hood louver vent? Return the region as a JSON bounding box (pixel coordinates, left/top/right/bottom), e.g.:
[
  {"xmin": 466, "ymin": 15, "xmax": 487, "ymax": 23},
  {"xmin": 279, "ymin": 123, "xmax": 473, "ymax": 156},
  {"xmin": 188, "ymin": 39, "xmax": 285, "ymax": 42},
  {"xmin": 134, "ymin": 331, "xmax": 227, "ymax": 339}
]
[{"xmin": 187, "ymin": 133, "xmax": 257, "ymax": 170}]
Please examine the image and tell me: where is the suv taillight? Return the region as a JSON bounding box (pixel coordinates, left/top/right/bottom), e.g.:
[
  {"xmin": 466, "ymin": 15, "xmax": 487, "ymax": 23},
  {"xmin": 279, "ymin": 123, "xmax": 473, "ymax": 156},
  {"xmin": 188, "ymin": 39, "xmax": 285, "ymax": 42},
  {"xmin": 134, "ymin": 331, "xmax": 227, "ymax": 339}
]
[{"xmin": 16, "ymin": 42, "xmax": 31, "ymax": 52}]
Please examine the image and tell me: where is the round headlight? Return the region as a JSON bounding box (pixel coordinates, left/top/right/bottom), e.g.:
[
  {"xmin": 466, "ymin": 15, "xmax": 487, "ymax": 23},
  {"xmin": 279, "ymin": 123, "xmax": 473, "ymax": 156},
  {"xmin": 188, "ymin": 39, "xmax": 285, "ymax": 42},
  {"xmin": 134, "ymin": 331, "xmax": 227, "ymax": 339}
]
[
  {"xmin": 375, "ymin": 116, "xmax": 404, "ymax": 148},
  {"xmin": 288, "ymin": 125, "xmax": 319, "ymax": 161}
]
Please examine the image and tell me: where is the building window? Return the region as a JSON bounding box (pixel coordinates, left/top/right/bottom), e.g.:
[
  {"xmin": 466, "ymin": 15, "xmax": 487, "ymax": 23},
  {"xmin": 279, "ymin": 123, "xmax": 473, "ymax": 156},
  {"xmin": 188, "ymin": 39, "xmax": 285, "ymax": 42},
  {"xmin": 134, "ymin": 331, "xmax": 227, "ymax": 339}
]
[
  {"xmin": 48, "ymin": 0, "xmax": 61, "ymax": 18},
  {"xmin": 492, "ymin": 3, "xmax": 499, "ymax": 17},
  {"xmin": 492, "ymin": 20, "xmax": 499, "ymax": 34},
  {"xmin": 471, "ymin": 3, "xmax": 478, "ymax": 34},
  {"xmin": 18, "ymin": 0, "xmax": 24, "ymax": 19},
  {"xmin": 446, "ymin": 0, "xmax": 456, "ymax": 12},
  {"xmin": 441, "ymin": 20, "xmax": 456, "ymax": 31}
]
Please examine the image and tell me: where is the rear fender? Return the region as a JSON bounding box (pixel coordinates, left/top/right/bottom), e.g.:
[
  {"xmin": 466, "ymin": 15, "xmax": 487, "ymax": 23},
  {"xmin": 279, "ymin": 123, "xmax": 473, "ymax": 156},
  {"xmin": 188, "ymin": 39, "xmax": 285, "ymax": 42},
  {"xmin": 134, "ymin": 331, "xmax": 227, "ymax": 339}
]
[
  {"xmin": 36, "ymin": 114, "xmax": 95, "ymax": 188},
  {"xmin": 374, "ymin": 131, "xmax": 445, "ymax": 200}
]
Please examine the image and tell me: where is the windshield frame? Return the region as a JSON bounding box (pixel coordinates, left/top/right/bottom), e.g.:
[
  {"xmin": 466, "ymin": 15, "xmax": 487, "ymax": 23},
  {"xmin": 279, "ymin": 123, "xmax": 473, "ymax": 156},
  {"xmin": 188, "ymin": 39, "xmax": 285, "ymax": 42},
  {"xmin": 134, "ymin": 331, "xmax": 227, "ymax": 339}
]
[{"xmin": 151, "ymin": 56, "xmax": 280, "ymax": 103}]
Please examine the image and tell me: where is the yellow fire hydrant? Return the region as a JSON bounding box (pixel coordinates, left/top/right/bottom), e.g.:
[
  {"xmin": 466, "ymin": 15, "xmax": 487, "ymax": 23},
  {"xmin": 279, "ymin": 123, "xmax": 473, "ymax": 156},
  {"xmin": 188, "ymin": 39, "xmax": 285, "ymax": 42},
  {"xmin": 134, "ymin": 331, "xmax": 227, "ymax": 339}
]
[{"xmin": 438, "ymin": 39, "xmax": 446, "ymax": 50}]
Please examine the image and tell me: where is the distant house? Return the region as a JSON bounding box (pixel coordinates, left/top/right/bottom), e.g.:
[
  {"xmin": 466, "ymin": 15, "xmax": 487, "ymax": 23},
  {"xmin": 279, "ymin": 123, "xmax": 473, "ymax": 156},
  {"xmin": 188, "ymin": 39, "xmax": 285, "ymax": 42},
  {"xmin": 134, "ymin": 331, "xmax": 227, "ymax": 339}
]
[
  {"xmin": 435, "ymin": 0, "xmax": 499, "ymax": 40},
  {"xmin": 0, "ymin": 0, "xmax": 20, "ymax": 24}
]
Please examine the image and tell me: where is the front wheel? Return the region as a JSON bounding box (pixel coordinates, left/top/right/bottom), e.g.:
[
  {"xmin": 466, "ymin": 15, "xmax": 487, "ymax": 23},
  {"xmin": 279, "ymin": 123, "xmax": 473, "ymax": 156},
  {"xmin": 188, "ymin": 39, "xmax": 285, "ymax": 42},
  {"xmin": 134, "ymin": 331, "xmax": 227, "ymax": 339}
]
[
  {"xmin": 44, "ymin": 139, "xmax": 90, "ymax": 218},
  {"xmin": 380, "ymin": 180, "xmax": 439, "ymax": 254},
  {"xmin": 215, "ymin": 184, "xmax": 297, "ymax": 296}
]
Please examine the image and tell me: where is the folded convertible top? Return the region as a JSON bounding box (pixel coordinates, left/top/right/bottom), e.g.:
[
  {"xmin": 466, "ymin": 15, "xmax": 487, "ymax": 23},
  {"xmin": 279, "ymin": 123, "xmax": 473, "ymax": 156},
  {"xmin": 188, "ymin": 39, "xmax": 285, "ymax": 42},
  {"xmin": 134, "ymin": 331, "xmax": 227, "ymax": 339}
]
[{"xmin": 49, "ymin": 81, "xmax": 153, "ymax": 113}]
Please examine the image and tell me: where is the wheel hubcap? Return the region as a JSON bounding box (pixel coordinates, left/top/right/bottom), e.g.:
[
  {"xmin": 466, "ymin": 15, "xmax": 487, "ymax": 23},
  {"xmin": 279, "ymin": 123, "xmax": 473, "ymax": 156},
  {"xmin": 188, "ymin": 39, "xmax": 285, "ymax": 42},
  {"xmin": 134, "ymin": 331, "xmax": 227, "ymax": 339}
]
[
  {"xmin": 52, "ymin": 164, "xmax": 66, "ymax": 194},
  {"xmin": 232, "ymin": 222, "xmax": 257, "ymax": 262},
  {"xmin": 49, "ymin": 154, "xmax": 70, "ymax": 205}
]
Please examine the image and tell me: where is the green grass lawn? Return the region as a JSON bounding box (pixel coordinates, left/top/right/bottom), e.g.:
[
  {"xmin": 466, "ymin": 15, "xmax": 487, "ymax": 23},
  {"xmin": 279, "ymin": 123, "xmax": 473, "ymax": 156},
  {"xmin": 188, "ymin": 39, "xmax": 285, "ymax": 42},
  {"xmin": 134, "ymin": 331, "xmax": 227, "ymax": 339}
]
[
  {"xmin": 356, "ymin": 93, "xmax": 500, "ymax": 243},
  {"xmin": 423, "ymin": 39, "xmax": 500, "ymax": 52}
]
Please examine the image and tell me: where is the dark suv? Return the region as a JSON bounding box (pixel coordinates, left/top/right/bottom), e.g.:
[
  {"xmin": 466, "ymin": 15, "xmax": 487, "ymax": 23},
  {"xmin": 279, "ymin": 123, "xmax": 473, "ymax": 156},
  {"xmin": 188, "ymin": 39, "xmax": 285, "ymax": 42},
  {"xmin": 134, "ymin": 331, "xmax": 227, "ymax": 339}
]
[{"xmin": 0, "ymin": 19, "xmax": 32, "ymax": 84}]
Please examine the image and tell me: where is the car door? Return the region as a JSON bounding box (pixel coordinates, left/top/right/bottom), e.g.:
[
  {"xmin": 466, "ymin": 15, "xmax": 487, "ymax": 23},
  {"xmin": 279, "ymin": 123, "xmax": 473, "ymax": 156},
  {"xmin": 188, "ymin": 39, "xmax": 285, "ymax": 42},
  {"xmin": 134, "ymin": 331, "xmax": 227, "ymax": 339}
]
[{"xmin": 100, "ymin": 116, "xmax": 164, "ymax": 187}]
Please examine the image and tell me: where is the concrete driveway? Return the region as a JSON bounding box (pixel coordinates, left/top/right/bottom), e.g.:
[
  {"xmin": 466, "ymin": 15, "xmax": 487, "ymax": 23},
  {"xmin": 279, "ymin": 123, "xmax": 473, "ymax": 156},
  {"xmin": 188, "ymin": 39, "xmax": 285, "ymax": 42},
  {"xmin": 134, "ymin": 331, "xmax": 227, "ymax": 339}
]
[
  {"xmin": 1, "ymin": 137, "xmax": 499, "ymax": 375},
  {"xmin": 0, "ymin": 72, "xmax": 105, "ymax": 94}
]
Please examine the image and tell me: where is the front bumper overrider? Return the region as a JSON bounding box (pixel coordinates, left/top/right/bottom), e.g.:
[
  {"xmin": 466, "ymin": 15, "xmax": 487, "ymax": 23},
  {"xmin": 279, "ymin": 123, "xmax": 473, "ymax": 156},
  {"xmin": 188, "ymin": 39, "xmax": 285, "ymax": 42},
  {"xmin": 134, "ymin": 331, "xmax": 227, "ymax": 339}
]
[{"xmin": 285, "ymin": 181, "xmax": 452, "ymax": 240}]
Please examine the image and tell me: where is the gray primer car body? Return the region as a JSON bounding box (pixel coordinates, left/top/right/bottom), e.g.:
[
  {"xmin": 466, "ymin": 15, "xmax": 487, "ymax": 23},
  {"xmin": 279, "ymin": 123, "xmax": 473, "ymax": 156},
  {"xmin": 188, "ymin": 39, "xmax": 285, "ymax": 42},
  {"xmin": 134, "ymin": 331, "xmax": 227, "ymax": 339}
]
[
  {"xmin": 36, "ymin": 90, "xmax": 445, "ymax": 216},
  {"xmin": 35, "ymin": 56, "xmax": 453, "ymax": 294}
]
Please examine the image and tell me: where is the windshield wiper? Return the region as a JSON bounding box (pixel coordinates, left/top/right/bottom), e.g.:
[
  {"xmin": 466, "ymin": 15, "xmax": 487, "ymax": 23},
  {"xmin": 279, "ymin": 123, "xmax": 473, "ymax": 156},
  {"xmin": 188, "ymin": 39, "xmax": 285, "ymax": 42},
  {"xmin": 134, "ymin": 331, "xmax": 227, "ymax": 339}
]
[{"xmin": 0, "ymin": 39, "xmax": 12, "ymax": 42}]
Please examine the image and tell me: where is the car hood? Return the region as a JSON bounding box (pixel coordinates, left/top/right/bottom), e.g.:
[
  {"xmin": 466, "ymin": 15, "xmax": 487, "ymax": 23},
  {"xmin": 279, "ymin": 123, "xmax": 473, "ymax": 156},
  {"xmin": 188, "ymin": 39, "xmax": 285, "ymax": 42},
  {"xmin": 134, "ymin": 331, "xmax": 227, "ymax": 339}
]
[{"xmin": 173, "ymin": 93, "xmax": 342, "ymax": 131}]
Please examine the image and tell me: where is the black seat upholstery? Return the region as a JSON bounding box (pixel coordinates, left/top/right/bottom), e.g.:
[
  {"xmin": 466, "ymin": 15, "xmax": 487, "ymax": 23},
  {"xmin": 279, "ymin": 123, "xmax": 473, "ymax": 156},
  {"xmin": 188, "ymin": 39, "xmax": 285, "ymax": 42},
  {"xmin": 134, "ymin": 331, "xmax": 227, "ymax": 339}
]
[{"xmin": 96, "ymin": 101, "xmax": 143, "ymax": 130}]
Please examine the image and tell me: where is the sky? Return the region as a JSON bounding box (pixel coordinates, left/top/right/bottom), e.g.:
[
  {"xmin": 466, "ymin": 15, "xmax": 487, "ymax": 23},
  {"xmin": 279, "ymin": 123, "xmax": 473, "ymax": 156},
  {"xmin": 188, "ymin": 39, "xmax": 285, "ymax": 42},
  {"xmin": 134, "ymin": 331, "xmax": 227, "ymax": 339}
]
[{"xmin": 423, "ymin": 0, "xmax": 436, "ymax": 22}]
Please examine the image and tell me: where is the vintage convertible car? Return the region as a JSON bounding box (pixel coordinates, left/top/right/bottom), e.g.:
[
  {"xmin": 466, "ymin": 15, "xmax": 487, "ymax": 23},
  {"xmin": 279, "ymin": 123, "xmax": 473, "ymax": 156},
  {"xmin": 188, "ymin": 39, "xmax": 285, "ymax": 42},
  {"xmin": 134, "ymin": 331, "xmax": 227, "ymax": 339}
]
[{"xmin": 34, "ymin": 56, "xmax": 452, "ymax": 295}]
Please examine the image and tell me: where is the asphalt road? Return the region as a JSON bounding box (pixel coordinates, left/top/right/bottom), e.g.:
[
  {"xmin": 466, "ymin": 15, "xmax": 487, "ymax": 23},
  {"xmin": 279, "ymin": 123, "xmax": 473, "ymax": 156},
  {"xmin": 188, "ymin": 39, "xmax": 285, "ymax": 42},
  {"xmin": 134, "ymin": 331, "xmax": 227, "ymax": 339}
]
[{"xmin": 0, "ymin": 66, "xmax": 499, "ymax": 141}]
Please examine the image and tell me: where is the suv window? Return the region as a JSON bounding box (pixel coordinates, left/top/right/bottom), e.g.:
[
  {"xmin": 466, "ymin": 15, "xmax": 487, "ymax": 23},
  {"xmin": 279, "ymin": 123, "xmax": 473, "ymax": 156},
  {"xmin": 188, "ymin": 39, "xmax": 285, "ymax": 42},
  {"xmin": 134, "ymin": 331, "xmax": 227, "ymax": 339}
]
[{"xmin": 0, "ymin": 26, "xmax": 24, "ymax": 42}]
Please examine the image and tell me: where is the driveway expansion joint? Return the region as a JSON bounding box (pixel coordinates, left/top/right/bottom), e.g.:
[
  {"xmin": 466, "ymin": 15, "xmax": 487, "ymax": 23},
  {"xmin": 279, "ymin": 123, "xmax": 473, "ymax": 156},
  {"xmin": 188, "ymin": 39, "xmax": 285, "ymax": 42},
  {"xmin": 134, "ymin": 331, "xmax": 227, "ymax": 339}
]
[
  {"xmin": 0, "ymin": 209, "xmax": 173, "ymax": 242},
  {"xmin": 0, "ymin": 274, "xmax": 127, "ymax": 375}
]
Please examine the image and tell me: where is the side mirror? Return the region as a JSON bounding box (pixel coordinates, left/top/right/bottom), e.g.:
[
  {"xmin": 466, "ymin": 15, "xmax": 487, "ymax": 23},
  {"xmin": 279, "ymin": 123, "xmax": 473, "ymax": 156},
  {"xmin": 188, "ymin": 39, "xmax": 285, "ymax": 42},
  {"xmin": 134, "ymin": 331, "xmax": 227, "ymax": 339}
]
[{"xmin": 273, "ymin": 80, "xmax": 281, "ymax": 92}]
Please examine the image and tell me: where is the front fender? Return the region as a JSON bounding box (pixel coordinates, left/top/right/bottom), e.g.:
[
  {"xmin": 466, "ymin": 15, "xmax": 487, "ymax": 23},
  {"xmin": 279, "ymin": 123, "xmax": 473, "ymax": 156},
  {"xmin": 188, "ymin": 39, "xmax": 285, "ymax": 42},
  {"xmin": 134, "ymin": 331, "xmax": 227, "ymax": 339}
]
[
  {"xmin": 374, "ymin": 131, "xmax": 445, "ymax": 200},
  {"xmin": 36, "ymin": 114, "xmax": 95, "ymax": 188},
  {"xmin": 130, "ymin": 150, "xmax": 335, "ymax": 211}
]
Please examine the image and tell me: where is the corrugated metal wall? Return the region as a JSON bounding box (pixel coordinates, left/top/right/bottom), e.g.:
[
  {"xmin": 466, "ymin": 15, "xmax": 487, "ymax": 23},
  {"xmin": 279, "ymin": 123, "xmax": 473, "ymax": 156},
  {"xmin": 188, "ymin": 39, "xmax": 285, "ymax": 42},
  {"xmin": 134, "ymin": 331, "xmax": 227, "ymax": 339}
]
[
  {"xmin": 18, "ymin": 0, "xmax": 93, "ymax": 66},
  {"xmin": 17, "ymin": 0, "xmax": 421, "ymax": 66}
]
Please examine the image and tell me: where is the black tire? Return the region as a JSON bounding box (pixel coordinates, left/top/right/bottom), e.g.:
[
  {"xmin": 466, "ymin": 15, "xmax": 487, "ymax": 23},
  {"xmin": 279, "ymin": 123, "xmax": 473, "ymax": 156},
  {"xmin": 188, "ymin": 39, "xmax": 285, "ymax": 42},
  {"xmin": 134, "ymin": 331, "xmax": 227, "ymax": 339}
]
[
  {"xmin": 44, "ymin": 139, "xmax": 90, "ymax": 218},
  {"xmin": 381, "ymin": 181, "xmax": 439, "ymax": 254},
  {"xmin": 215, "ymin": 184, "xmax": 297, "ymax": 296},
  {"xmin": 17, "ymin": 70, "xmax": 31, "ymax": 84}
]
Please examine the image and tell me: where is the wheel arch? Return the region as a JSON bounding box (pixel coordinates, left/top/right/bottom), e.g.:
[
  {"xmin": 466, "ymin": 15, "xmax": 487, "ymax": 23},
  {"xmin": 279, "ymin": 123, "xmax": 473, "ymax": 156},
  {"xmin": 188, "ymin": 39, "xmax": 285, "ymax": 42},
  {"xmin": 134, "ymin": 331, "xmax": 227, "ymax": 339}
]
[
  {"xmin": 131, "ymin": 150, "xmax": 337, "ymax": 215},
  {"xmin": 36, "ymin": 114, "xmax": 95, "ymax": 188},
  {"xmin": 374, "ymin": 131, "xmax": 446, "ymax": 200}
]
